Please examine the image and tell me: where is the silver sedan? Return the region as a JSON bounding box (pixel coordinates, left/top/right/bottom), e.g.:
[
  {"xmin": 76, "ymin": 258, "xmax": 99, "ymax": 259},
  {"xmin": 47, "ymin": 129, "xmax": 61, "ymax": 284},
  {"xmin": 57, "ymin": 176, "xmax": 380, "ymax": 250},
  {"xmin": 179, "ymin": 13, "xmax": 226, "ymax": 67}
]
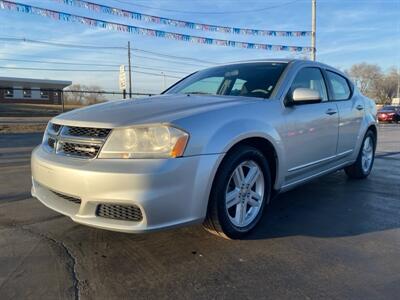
[{"xmin": 31, "ymin": 59, "xmax": 377, "ymax": 239}]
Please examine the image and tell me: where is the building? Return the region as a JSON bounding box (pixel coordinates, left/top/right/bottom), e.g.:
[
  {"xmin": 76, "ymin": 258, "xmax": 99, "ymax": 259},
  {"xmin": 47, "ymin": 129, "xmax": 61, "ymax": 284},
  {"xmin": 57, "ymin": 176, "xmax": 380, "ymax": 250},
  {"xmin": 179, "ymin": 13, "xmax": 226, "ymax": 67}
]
[
  {"xmin": 0, "ymin": 77, "xmax": 72, "ymax": 104},
  {"xmin": 392, "ymin": 97, "xmax": 400, "ymax": 105}
]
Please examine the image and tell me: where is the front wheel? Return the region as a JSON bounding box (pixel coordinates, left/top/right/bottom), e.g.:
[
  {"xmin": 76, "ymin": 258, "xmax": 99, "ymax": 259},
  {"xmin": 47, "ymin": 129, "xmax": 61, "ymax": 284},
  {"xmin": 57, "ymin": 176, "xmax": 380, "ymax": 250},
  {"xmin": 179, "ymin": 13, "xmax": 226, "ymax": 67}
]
[
  {"xmin": 203, "ymin": 145, "xmax": 271, "ymax": 239},
  {"xmin": 345, "ymin": 130, "xmax": 376, "ymax": 179}
]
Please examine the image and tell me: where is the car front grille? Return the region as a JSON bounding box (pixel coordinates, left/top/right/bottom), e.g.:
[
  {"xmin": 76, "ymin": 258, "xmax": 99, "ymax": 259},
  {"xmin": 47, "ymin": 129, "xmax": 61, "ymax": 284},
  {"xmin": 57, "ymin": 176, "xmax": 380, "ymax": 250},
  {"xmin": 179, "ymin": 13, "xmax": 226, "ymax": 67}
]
[
  {"xmin": 51, "ymin": 123, "xmax": 61, "ymax": 134},
  {"xmin": 47, "ymin": 137, "xmax": 56, "ymax": 149},
  {"xmin": 64, "ymin": 126, "xmax": 111, "ymax": 138},
  {"xmin": 51, "ymin": 190, "xmax": 81, "ymax": 205},
  {"xmin": 44, "ymin": 123, "xmax": 110, "ymax": 159},
  {"xmin": 96, "ymin": 204, "xmax": 143, "ymax": 222},
  {"xmin": 60, "ymin": 142, "xmax": 101, "ymax": 159}
]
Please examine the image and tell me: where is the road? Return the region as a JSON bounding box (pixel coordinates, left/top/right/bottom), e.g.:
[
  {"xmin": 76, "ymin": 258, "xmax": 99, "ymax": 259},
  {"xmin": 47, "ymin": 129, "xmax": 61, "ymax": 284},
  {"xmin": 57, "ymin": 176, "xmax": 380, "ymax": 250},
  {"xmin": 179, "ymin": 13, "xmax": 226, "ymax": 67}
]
[{"xmin": 0, "ymin": 125, "xmax": 399, "ymax": 299}]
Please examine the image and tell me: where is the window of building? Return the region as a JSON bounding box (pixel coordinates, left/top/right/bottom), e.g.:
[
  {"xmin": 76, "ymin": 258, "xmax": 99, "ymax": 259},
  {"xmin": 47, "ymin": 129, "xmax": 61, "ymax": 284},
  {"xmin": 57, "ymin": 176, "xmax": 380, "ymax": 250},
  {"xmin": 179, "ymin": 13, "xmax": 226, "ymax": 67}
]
[
  {"xmin": 326, "ymin": 71, "xmax": 351, "ymax": 100},
  {"xmin": 23, "ymin": 88, "xmax": 32, "ymax": 98},
  {"xmin": 40, "ymin": 89, "xmax": 49, "ymax": 99},
  {"xmin": 4, "ymin": 87, "xmax": 14, "ymax": 98}
]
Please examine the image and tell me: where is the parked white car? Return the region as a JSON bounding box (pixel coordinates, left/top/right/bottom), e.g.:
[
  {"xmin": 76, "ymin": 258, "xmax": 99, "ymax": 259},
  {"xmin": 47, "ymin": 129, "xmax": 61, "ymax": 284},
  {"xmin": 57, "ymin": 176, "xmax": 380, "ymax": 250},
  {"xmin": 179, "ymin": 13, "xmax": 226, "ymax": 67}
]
[{"xmin": 31, "ymin": 59, "xmax": 377, "ymax": 239}]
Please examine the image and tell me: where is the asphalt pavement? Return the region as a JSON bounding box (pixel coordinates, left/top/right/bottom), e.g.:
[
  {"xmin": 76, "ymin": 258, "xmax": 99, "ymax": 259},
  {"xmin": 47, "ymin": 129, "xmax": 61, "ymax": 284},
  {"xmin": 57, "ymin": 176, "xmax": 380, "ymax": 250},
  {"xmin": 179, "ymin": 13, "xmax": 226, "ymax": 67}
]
[{"xmin": 0, "ymin": 125, "xmax": 399, "ymax": 300}]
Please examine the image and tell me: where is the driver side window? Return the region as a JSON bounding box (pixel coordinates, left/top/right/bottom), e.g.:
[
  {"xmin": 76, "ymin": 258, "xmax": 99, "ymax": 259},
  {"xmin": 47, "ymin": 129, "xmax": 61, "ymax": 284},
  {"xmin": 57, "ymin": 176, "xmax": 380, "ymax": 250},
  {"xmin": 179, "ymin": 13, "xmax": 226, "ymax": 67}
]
[{"xmin": 291, "ymin": 67, "xmax": 328, "ymax": 101}]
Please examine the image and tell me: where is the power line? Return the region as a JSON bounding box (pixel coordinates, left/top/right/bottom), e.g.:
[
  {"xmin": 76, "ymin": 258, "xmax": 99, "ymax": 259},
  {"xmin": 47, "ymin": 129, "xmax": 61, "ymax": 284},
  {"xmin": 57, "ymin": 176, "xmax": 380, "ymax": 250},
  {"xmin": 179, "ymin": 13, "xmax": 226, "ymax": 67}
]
[
  {"xmin": 0, "ymin": 66, "xmax": 183, "ymax": 78},
  {"xmin": 133, "ymin": 65, "xmax": 189, "ymax": 74},
  {"xmin": 0, "ymin": 57, "xmax": 121, "ymax": 67},
  {"xmin": 0, "ymin": 51, "xmax": 209, "ymax": 68},
  {"xmin": 0, "ymin": 87, "xmax": 154, "ymax": 96},
  {"xmin": 132, "ymin": 54, "xmax": 212, "ymax": 68},
  {"xmin": 132, "ymin": 48, "xmax": 215, "ymax": 64},
  {"xmin": 0, "ymin": 66, "xmax": 118, "ymax": 72},
  {"xmin": 111, "ymin": 0, "xmax": 300, "ymax": 14},
  {"xmin": 133, "ymin": 70, "xmax": 181, "ymax": 79},
  {"xmin": 0, "ymin": 37, "xmax": 217, "ymax": 65},
  {"xmin": 0, "ymin": 37, "xmax": 126, "ymax": 49},
  {"xmin": 0, "ymin": 58, "xmax": 193, "ymax": 74}
]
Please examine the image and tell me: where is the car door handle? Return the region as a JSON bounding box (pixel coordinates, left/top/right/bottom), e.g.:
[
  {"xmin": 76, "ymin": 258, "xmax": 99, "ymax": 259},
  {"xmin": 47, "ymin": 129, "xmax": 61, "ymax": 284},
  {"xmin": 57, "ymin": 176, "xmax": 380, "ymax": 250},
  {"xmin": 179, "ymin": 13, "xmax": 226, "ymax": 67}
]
[
  {"xmin": 325, "ymin": 108, "xmax": 337, "ymax": 115},
  {"xmin": 356, "ymin": 104, "xmax": 364, "ymax": 111}
]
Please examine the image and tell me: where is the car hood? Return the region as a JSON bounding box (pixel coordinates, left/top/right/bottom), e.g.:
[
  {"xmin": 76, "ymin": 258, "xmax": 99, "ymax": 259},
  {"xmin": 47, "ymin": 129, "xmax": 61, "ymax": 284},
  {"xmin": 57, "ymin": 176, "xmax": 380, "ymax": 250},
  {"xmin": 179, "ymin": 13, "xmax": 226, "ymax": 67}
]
[{"xmin": 52, "ymin": 94, "xmax": 260, "ymax": 128}]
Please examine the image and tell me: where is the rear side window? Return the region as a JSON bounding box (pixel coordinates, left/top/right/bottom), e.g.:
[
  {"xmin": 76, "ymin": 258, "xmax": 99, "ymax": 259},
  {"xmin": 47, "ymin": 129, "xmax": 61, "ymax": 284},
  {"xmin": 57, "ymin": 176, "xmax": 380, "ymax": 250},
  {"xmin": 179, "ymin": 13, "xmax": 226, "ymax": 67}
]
[
  {"xmin": 291, "ymin": 67, "xmax": 328, "ymax": 101},
  {"xmin": 326, "ymin": 71, "xmax": 351, "ymax": 100}
]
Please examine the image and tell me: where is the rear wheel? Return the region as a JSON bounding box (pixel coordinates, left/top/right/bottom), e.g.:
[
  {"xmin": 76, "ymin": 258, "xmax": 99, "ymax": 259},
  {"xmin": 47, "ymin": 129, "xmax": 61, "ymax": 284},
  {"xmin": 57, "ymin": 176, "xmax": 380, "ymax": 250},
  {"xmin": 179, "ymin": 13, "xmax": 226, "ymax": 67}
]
[
  {"xmin": 203, "ymin": 145, "xmax": 271, "ymax": 239},
  {"xmin": 345, "ymin": 130, "xmax": 376, "ymax": 179}
]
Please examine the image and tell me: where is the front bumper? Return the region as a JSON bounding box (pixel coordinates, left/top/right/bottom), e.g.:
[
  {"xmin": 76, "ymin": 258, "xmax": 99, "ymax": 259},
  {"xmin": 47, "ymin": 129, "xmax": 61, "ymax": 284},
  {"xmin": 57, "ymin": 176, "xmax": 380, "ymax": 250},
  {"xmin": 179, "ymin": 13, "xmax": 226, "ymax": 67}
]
[{"xmin": 31, "ymin": 146, "xmax": 223, "ymax": 233}]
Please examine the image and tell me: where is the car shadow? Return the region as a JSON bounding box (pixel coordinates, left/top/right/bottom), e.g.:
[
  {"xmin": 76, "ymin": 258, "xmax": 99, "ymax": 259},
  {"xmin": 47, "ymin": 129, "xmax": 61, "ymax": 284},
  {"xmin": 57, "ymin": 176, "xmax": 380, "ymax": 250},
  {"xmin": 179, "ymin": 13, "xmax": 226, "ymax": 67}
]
[{"xmin": 246, "ymin": 166, "xmax": 400, "ymax": 240}]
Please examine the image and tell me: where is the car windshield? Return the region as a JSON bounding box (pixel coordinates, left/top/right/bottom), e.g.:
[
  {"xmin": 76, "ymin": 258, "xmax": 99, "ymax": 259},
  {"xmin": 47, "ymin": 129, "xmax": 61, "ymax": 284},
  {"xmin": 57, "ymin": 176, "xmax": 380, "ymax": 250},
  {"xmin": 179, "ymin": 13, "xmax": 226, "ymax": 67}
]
[{"xmin": 165, "ymin": 62, "xmax": 287, "ymax": 99}]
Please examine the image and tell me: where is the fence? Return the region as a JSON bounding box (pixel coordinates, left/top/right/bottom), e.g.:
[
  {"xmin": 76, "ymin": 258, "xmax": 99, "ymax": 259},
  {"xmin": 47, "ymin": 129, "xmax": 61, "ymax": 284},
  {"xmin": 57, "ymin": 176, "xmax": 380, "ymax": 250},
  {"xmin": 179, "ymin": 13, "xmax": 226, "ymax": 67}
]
[{"xmin": 0, "ymin": 87, "xmax": 155, "ymax": 112}]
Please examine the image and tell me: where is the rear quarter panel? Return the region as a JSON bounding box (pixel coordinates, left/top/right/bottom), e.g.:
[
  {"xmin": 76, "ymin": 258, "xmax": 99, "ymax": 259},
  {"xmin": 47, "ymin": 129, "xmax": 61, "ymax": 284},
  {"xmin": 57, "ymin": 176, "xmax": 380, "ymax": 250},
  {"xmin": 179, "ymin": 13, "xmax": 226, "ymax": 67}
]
[{"xmin": 351, "ymin": 93, "xmax": 378, "ymax": 161}]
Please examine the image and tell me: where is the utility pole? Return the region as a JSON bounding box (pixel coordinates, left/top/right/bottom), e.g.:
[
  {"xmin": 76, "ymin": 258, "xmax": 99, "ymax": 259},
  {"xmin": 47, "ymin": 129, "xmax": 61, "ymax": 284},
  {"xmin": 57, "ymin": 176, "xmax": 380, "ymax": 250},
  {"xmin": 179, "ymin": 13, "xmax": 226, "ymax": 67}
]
[
  {"xmin": 161, "ymin": 72, "xmax": 166, "ymax": 90},
  {"xmin": 128, "ymin": 41, "xmax": 132, "ymax": 98},
  {"xmin": 311, "ymin": 0, "xmax": 316, "ymax": 61},
  {"xmin": 397, "ymin": 64, "xmax": 399, "ymax": 100},
  {"xmin": 61, "ymin": 90, "xmax": 64, "ymax": 113}
]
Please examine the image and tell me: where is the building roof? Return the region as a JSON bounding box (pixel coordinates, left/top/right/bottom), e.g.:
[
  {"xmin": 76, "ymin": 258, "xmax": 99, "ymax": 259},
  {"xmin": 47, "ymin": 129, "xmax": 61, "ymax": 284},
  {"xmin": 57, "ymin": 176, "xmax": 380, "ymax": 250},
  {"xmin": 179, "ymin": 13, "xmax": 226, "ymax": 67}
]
[{"xmin": 0, "ymin": 77, "xmax": 72, "ymax": 88}]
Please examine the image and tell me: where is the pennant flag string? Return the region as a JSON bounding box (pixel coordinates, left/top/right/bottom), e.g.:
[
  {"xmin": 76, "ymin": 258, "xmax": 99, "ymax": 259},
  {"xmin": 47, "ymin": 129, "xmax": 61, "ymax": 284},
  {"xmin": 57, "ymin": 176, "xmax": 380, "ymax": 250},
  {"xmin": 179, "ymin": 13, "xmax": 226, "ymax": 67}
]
[
  {"xmin": 54, "ymin": 0, "xmax": 310, "ymax": 38},
  {"xmin": 0, "ymin": 1, "xmax": 312, "ymax": 53}
]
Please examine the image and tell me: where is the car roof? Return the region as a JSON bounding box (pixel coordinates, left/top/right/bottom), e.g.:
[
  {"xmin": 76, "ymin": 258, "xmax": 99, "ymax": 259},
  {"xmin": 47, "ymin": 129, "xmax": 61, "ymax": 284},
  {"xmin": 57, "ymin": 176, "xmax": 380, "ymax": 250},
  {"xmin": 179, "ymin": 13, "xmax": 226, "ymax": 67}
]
[
  {"xmin": 214, "ymin": 59, "xmax": 335, "ymax": 70},
  {"xmin": 215, "ymin": 59, "xmax": 294, "ymax": 67},
  {"xmin": 215, "ymin": 59, "xmax": 347, "ymax": 79}
]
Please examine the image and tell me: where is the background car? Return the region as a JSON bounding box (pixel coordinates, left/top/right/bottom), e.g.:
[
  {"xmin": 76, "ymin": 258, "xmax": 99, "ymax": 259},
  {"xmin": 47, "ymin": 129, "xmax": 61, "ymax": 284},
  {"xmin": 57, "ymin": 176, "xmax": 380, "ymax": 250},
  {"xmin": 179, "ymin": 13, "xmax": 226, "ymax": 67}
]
[{"xmin": 377, "ymin": 106, "xmax": 400, "ymax": 123}]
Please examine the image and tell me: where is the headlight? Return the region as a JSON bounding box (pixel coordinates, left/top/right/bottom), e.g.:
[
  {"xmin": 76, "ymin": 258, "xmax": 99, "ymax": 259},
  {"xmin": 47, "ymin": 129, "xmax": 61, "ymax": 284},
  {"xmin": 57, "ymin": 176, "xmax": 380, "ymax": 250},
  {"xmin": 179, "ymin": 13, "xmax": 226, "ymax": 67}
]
[{"xmin": 98, "ymin": 125, "xmax": 189, "ymax": 159}]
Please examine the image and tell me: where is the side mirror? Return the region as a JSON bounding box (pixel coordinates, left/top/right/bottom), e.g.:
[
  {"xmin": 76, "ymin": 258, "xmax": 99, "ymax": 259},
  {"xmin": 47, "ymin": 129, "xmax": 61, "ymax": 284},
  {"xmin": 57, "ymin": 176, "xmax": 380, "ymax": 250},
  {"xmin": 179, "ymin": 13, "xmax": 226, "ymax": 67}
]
[{"xmin": 289, "ymin": 88, "xmax": 322, "ymax": 105}]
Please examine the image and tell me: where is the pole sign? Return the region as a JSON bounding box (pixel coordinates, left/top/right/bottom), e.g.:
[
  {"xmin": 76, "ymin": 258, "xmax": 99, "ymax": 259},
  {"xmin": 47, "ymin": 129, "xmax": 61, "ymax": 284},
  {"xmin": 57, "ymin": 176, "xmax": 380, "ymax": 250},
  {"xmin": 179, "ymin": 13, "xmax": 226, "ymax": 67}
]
[{"xmin": 119, "ymin": 65, "xmax": 127, "ymax": 91}]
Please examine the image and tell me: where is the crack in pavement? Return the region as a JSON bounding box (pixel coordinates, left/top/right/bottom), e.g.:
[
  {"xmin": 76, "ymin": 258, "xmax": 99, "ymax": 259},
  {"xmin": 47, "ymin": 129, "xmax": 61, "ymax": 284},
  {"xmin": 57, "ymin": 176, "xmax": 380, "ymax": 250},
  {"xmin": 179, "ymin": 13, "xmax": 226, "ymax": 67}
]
[{"xmin": 4, "ymin": 223, "xmax": 81, "ymax": 300}]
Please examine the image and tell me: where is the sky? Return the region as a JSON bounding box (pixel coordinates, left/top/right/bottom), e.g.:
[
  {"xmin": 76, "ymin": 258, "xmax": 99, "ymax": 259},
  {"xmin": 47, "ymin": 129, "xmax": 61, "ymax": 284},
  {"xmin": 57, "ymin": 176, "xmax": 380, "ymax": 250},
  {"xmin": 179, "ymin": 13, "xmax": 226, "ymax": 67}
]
[{"xmin": 0, "ymin": 0, "xmax": 399, "ymax": 95}]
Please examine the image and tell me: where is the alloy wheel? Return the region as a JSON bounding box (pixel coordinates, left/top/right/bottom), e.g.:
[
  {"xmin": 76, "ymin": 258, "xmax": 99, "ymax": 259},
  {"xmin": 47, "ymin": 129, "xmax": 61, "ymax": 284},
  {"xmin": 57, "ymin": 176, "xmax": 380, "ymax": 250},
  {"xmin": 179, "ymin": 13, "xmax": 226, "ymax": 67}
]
[
  {"xmin": 225, "ymin": 160, "xmax": 265, "ymax": 228},
  {"xmin": 361, "ymin": 136, "xmax": 373, "ymax": 173}
]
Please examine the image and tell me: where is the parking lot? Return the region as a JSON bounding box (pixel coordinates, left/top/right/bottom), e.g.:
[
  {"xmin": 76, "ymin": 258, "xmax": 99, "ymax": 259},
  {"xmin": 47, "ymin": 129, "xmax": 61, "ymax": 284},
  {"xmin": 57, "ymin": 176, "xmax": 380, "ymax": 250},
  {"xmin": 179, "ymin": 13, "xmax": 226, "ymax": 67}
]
[{"xmin": 0, "ymin": 124, "xmax": 399, "ymax": 299}]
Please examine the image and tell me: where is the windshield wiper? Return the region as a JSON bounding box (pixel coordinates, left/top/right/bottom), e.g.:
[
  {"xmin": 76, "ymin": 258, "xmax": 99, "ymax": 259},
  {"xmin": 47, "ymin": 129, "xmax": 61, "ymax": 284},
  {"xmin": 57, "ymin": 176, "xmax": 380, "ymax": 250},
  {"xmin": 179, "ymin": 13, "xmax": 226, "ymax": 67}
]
[{"xmin": 184, "ymin": 92, "xmax": 212, "ymax": 95}]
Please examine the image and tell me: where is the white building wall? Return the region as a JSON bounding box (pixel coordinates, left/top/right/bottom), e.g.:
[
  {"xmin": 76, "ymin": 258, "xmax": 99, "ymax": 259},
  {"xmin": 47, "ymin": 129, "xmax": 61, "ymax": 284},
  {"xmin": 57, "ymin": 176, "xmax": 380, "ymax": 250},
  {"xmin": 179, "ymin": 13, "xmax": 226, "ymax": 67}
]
[
  {"xmin": 31, "ymin": 86, "xmax": 41, "ymax": 100},
  {"xmin": 13, "ymin": 85, "xmax": 23, "ymax": 99}
]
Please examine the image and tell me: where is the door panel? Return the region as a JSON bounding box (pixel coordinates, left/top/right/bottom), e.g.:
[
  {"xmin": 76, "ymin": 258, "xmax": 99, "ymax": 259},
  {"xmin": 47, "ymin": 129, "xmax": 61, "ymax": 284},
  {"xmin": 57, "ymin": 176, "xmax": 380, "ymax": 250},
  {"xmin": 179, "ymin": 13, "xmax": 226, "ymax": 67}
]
[
  {"xmin": 335, "ymin": 97, "xmax": 364, "ymax": 153},
  {"xmin": 283, "ymin": 102, "xmax": 339, "ymax": 176},
  {"xmin": 282, "ymin": 67, "xmax": 339, "ymax": 181},
  {"xmin": 325, "ymin": 71, "xmax": 364, "ymax": 153}
]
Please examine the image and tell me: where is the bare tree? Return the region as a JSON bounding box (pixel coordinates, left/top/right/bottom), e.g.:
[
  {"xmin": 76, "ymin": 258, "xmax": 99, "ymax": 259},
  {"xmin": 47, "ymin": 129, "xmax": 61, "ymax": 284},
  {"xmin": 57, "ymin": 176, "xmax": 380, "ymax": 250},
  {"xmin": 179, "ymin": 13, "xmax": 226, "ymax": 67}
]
[
  {"xmin": 346, "ymin": 63, "xmax": 382, "ymax": 97},
  {"xmin": 84, "ymin": 85, "xmax": 106, "ymax": 105},
  {"xmin": 64, "ymin": 84, "xmax": 106, "ymax": 105},
  {"xmin": 373, "ymin": 68, "xmax": 400, "ymax": 105},
  {"xmin": 64, "ymin": 84, "xmax": 86, "ymax": 105}
]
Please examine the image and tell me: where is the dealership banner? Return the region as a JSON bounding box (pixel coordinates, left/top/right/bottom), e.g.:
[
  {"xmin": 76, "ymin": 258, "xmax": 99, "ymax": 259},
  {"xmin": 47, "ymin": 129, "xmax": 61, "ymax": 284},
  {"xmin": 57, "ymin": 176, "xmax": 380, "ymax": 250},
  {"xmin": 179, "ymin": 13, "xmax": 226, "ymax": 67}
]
[
  {"xmin": 54, "ymin": 0, "xmax": 310, "ymax": 38},
  {"xmin": 0, "ymin": 0, "xmax": 312, "ymax": 52}
]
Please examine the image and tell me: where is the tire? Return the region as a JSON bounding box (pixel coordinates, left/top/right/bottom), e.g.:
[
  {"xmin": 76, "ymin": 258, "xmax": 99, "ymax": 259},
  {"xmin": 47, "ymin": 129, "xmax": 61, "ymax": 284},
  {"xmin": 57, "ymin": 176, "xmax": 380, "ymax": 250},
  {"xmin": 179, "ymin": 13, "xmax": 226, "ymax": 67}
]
[
  {"xmin": 203, "ymin": 145, "xmax": 271, "ymax": 239},
  {"xmin": 344, "ymin": 130, "xmax": 376, "ymax": 179}
]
